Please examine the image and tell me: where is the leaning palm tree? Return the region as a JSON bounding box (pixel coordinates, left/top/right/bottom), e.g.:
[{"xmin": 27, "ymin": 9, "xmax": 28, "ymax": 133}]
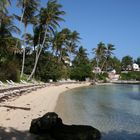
[
  {"xmin": 15, "ymin": 0, "xmax": 40, "ymax": 78},
  {"xmin": 27, "ymin": 0, "xmax": 65, "ymax": 81}
]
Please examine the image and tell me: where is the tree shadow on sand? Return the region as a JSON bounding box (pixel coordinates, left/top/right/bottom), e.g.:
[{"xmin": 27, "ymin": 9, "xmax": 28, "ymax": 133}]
[
  {"xmin": 102, "ymin": 130, "xmax": 140, "ymax": 140},
  {"xmin": 0, "ymin": 127, "xmax": 37, "ymax": 140},
  {"xmin": 1, "ymin": 126, "xmax": 140, "ymax": 140}
]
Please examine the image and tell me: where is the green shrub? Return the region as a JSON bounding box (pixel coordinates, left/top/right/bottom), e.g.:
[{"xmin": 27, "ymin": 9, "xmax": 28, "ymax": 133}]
[
  {"xmin": 120, "ymin": 71, "xmax": 140, "ymax": 80},
  {"xmin": 0, "ymin": 61, "xmax": 20, "ymax": 82},
  {"xmin": 96, "ymin": 72, "xmax": 108, "ymax": 82}
]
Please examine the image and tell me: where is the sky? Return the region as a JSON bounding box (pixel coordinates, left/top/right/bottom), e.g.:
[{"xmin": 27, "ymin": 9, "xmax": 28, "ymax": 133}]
[{"xmin": 9, "ymin": 0, "xmax": 140, "ymax": 60}]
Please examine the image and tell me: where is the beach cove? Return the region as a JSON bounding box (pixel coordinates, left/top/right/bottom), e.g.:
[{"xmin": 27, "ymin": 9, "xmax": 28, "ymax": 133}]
[
  {"xmin": 55, "ymin": 84, "xmax": 140, "ymax": 140},
  {"xmin": 0, "ymin": 82, "xmax": 90, "ymax": 133}
]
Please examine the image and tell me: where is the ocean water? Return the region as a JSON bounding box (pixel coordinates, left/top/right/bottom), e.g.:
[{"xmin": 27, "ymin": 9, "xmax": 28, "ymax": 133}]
[{"xmin": 55, "ymin": 84, "xmax": 140, "ymax": 140}]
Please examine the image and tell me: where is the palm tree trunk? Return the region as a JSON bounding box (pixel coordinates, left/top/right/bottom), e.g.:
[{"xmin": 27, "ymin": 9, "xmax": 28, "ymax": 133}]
[
  {"xmin": 27, "ymin": 28, "xmax": 48, "ymax": 81},
  {"xmin": 20, "ymin": 25, "xmax": 27, "ymax": 78},
  {"xmin": 19, "ymin": 7, "xmax": 25, "ymax": 27},
  {"xmin": 27, "ymin": 48, "xmax": 39, "ymax": 81},
  {"xmin": 58, "ymin": 49, "xmax": 62, "ymax": 63},
  {"xmin": 101, "ymin": 58, "xmax": 107, "ymax": 71}
]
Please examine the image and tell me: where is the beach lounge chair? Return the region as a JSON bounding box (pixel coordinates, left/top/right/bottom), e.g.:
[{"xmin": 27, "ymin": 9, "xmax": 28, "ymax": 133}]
[
  {"xmin": 0, "ymin": 81, "xmax": 5, "ymax": 86},
  {"xmin": 6, "ymin": 80, "xmax": 15, "ymax": 86},
  {"xmin": 20, "ymin": 80, "xmax": 27, "ymax": 84},
  {"xmin": 10, "ymin": 80, "xmax": 15, "ymax": 85}
]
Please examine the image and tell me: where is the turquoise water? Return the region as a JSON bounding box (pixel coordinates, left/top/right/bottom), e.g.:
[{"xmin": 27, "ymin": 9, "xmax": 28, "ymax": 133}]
[{"xmin": 55, "ymin": 84, "xmax": 140, "ymax": 140}]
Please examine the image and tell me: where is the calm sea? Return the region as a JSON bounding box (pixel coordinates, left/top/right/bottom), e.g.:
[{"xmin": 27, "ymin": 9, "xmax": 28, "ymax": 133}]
[{"xmin": 55, "ymin": 84, "xmax": 140, "ymax": 140}]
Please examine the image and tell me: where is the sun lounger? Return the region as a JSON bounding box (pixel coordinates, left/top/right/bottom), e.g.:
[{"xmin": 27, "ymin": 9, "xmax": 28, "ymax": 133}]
[
  {"xmin": 0, "ymin": 81, "xmax": 5, "ymax": 86},
  {"xmin": 6, "ymin": 80, "xmax": 15, "ymax": 86},
  {"xmin": 20, "ymin": 80, "xmax": 27, "ymax": 84},
  {"xmin": 10, "ymin": 80, "xmax": 15, "ymax": 85}
]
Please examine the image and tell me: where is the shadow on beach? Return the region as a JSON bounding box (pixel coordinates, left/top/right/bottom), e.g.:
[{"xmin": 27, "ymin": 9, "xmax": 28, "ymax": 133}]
[
  {"xmin": 0, "ymin": 126, "xmax": 140, "ymax": 140},
  {"xmin": 0, "ymin": 127, "xmax": 36, "ymax": 140},
  {"xmin": 102, "ymin": 130, "xmax": 140, "ymax": 140}
]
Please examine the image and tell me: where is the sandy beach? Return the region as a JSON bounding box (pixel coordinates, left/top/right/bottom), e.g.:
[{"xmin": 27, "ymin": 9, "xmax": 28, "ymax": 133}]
[{"xmin": 0, "ymin": 82, "xmax": 89, "ymax": 132}]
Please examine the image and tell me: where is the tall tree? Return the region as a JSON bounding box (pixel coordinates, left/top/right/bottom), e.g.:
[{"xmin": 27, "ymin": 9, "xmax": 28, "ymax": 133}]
[
  {"xmin": 0, "ymin": 0, "xmax": 11, "ymax": 13},
  {"xmin": 92, "ymin": 42, "xmax": 106, "ymax": 69},
  {"xmin": 15, "ymin": 0, "xmax": 40, "ymax": 78},
  {"xmin": 0, "ymin": 13, "xmax": 20, "ymax": 61},
  {"xmin": 101, "ymin": 43, "xmax": 115, "ymax": 70},
  {"xmin": 134, "ymin": 57, "xmax": 140, "ymax": 66},
  {"xmin": 0, "ymin": 12, "xmax": 21, "ymax": 82},
  {"xmin": 52, "ymin": 28, "xmax": 80, "ymax": 65},
  {"xmin": 28, "ymin": 0, "xmax": 65, "ymax": 80},
  {"xmin": 121, "ymin": 55, "xmax": 133, "ymax": 71},
  {"xmin": 107, "ymin": 57, "xmax": 121, "ymax": 73},
  {"xmin": 0, "ymin": 0, "xmax": 11, "ymax": 28},
  {"xmin": 66, "ymin": 30, "xmax": 80, "ymax": 61},
  {"xmin": 70, "ymin": 46, "xmax": 92, "ymax": 81},
  {"xmin": 52, "ymin": 28, "xmax": 70, "ymax": 61}
]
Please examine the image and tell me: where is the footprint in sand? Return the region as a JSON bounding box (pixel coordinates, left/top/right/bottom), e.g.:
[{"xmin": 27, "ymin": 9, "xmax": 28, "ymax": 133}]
[
  {"xmin": 6, "ymin": 118, "xmax": 10, "ymax": 120},
  {"xmin": 6, "ymin": 109, "xmax": 10, "ymax": 112}
]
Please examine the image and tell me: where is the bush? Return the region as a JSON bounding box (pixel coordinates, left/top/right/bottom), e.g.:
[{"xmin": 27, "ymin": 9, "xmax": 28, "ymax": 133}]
[
  {"xmin": 120, "ymin": 71, "xmax": 140, "ymax": 80},
  {"xmin": 70, "ymin": 65, "xmax": 93, "ymax": 81},
  {"xmin": 35, "ymin": 54, "xmax": 67, "ymax": 82},
  {"xmin": 0, "ymin": 61, "xmax": 20, "ymax": 82},
  {"xmin": 96, "ymin": 72, "xmax": 108, "ymax": 82}
]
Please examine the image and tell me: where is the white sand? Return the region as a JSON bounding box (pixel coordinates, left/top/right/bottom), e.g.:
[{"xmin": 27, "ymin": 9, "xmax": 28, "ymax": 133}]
[{"xmin": 0, "ymin": 82, "xmax": 89, "ymax": 131}]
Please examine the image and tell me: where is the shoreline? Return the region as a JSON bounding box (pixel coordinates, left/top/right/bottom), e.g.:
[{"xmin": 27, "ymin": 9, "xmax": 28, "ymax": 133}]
[
  {"xmin": 0, "ymin": 82, "xmax": 90, "ymax": 131},
  {"xmin": 110, "ymin": 80, "xmax": 140, "ymax": 84}
]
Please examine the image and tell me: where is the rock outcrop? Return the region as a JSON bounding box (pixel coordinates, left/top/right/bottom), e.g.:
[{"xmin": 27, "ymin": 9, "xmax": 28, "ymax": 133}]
[{"xmin": 30, "ymin": 112, "xmax": 101, "ymax": 140}]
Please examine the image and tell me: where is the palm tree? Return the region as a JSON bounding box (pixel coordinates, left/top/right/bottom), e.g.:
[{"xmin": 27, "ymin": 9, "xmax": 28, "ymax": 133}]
[
  {"xmin": 52, "ymin": 28, "xmax": 70, "ymax": 62},
  {"xmin": 71, "ymin": 46, "xmax": 92, "ymax": 81},
  {"xmin": 52, "ymin": 28, "xmax": 80, "ymax": 64},
  {"xmin": 0, "ymin": 0, "xmax": 11, "ymax": 28},
  {"xmin": 66, "ymin": 30, "xmax": 80, "ymax": 61},
  {"xmin": 28, "ymin": 0, "xmax": 65, "ymax": 81},
  {"xmin": 101, "ymin": 43, "xmax": 115, "ymax": 71},
  {"xmin": 75, "ymin": 46, "xmax": 88, "ymax": 65},
  {"xmin": 0, "ymin": 0, "xmax": 11, "ymax": 13},
  {"xmin": 92, "ymin": 42, "xmax": 106, "ymax": 69},
  {"xmin": 0, "ymin": 13, "xmax": 20, "ymax": 61},
  {"xmin": 121, "ymin": 55, "xmax": 133, "ymax": 71},
  {"xmin": 109, "ymin": 57, "xmax": 121, "ymax": 73},
  {"xmin": 16, "ymin": 0, "xmax": 40, "ymax": 24},
  {"xmin": 15, "ymin": 0, "xmax": 40, "ymax": 78}
]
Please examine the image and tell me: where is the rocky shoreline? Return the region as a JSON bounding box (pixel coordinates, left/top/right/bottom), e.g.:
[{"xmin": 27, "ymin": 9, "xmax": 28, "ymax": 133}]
[{"xmin": 30, "ymin": 112, "xmax": 101, "ymax": 140}]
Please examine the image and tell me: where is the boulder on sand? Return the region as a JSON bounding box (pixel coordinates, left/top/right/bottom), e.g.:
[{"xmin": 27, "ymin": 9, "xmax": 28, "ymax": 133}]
[{"xmin": 30, "ymin": 112, "xmax": 101, "ymax": 140}]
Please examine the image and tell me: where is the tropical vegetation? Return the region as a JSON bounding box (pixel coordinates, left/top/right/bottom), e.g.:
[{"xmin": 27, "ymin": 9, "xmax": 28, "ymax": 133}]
[{"xmin": 0, "ymin": 0, "xmax": 140, "ymax": 82}]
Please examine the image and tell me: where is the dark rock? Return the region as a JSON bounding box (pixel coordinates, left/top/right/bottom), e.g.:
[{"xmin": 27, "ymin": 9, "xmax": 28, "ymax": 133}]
[{"xmin": 30, "ymin": 112, "xmax": 101, "ymax": 140}]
